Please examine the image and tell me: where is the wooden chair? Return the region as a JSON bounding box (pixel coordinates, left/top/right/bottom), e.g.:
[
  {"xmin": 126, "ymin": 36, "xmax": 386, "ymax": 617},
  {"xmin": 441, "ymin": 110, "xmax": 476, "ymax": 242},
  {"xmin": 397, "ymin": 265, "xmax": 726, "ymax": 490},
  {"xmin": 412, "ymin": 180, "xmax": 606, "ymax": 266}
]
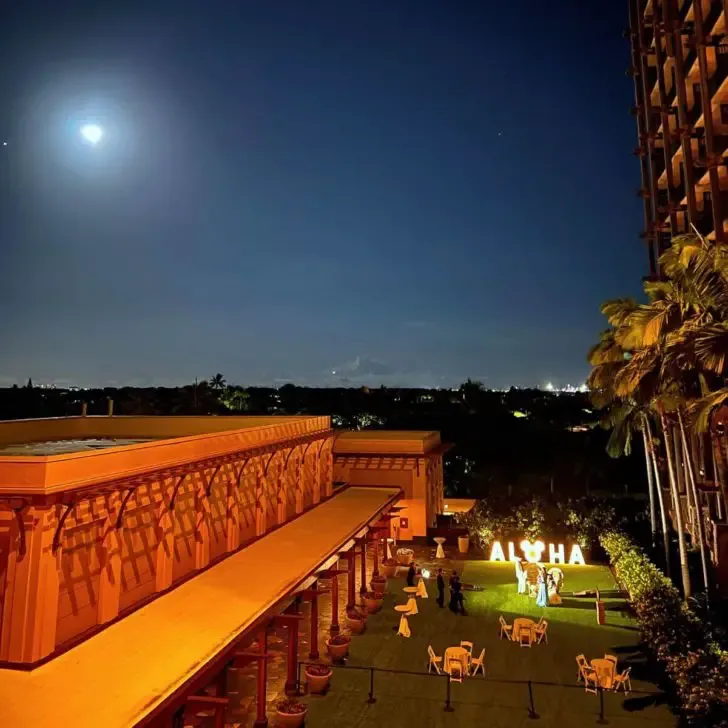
[
  {"xmin": 519, "ymin": 626, "xmax": 532, "ymax": 648},
  {"xmin": 427, "ymin": 645, "xmax": 443, "ymax": 674},
  {"xmin": 613, "ymin": 667, "xmax": 632, "ymax": 694},
  {"xmin": 499, "ymin": 616, "xmax": 513, "ymax": 640},
  {"xmin": 583, "ymin": 668, "xmax": 599, "ymax": 695},
  {"xmin": 470, "ymin": 648, "xmax": 486, "ymax": 676},
  {"xmin": 576, "ymin": 654, "xmax": 588, "ymax": 683},
  {"xmin": 460, "ymin": 641, "xmax": 474, "ymax": 655},
  {"xmin": 604, "ymin": 654, "xmax": 618, "ymax": 668},
  {"xmin": 535, "ymin": 619, "xmax": 548, "ymax": 644},
  {"xmin": 449, "ymin": 658, "xmax": 463, "ymax": 683}
]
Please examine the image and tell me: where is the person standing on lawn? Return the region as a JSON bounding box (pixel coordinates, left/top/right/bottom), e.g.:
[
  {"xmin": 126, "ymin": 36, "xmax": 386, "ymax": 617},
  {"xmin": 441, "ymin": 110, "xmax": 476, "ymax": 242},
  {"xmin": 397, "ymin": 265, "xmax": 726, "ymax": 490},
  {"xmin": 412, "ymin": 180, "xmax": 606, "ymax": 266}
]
[{"xmin": 436, "ymin": 568, "xmax": 445, "ymax": 607}]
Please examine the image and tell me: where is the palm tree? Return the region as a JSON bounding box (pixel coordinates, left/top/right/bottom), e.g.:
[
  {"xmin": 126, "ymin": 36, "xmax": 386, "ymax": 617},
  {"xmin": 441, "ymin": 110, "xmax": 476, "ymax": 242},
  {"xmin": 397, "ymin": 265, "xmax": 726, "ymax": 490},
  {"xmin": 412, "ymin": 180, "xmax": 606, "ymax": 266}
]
[
  {"xmin": 209, "ymin": 373, "xmax": 226, "ymax": 391},
  {"xmin": 587, "ymin": 327, "xmax": 670, "ymax": 571}
]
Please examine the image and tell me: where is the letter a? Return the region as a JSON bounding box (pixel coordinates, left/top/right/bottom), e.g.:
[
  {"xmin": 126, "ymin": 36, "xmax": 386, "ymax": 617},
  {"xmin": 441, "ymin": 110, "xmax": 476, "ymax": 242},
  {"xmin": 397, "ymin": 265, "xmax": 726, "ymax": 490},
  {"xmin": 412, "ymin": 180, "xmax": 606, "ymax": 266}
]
[
  {"xmin": 568, "ymin": 544, "xmax": 585, "ymax": 566},
  {"xmin": 489, "ymin": 541, "xmax": 506, "ymax": 562},
  {"xmin": 549, "ymin": 543, "xmax": 565, "ymax": 564}
]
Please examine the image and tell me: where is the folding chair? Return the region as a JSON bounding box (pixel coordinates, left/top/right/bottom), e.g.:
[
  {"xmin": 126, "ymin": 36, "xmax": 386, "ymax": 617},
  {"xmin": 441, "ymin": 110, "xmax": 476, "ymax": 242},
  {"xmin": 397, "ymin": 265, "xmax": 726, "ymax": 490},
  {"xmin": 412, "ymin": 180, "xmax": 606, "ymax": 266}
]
[
  {"xmin": 613, "ymin": 667, "xmax": 632, "ymax": 694},
  {"xmin": 604, "ymin": 654, "xmax": 618, "ymax": 668},
  {"xmin": 519, "ymin": 626, "xmax": 532, "ymax": 648},
  {"xmin": 449, "ymin": 658, "xmax": 463, "ymax": 683},
  {"xmin": 583, "ymin": 668, "xmax": 599, "ymax": 695},
  {"xmin": 427, "ymin": 645, "xmax": 443, "ymax": 675},
  {"xmin": 535, "ymin": 620, "xmax": 548, "ymax": 644},
  {"xmin": 576, "ymin": 654, "xmax": 588, "ymax": 683},
  {"xmin": 499, "ymin": 616, "xmax": 513, "ymax": 640},
  {"xmin": 470, "ymin": 648, "xmax": 486, "ymax": 676}
]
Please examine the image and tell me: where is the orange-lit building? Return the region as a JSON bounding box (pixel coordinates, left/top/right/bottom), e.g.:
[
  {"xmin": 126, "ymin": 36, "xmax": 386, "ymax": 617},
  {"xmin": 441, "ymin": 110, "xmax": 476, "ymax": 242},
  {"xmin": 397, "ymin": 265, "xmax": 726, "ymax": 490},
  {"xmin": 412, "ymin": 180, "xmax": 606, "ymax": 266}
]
[
  {"xmin": 0, "ymin": 415, "xmax": 449, "ymax": 727},
  {"xmin": 629, "ymin": 0, "xmax": 728, "ymax": 276},
  {"xmin": 333, "ymin": 430, "xmax": 450, "ymax": 541}
]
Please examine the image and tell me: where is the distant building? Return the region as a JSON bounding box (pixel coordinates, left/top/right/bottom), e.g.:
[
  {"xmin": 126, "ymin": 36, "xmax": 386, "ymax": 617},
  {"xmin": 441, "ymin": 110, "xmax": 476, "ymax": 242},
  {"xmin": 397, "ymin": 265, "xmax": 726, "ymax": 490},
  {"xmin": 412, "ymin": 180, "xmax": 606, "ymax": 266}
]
[{"xmin": 628, "ymin": 0, "xmax": 728, "ymax": 276}]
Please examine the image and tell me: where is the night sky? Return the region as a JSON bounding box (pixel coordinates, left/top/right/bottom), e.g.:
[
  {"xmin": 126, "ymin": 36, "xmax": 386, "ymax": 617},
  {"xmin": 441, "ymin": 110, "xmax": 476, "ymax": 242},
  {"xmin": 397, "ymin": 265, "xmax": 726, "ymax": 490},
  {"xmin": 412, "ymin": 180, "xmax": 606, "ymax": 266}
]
[{"xmin": 0, "ymin": 1, "xmax": 644, "ymax": 389}]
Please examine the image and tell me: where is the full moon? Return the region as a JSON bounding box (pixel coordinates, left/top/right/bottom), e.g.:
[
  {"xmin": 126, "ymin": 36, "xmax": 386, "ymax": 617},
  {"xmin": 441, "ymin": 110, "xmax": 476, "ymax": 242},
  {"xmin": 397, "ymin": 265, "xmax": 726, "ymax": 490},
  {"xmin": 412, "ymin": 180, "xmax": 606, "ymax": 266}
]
[{"xmin": 80, "ymin": 124, "xmax": 103, "ymax": 145}]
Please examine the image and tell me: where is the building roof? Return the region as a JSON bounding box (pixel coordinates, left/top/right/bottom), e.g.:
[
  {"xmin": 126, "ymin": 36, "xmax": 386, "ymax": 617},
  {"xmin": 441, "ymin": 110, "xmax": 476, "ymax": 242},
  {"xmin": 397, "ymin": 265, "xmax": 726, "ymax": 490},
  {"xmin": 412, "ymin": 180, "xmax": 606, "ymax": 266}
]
[
  {"xmin": 0, "ymin": 416, "xmax": 331, "ymax": 497},
  {"xmin": 333, "ymin": 430, "xmax": 441, "ymax": 455},
  {"xmin": 0, "ymin": 485, "xmax": 400, "ymax": 728}
]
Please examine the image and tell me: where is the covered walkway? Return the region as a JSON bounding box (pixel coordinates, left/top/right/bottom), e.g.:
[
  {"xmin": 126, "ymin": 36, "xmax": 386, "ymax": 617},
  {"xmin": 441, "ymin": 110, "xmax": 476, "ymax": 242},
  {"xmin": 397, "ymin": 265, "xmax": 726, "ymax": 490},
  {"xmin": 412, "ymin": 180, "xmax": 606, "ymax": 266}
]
[{"xmin": 0, "ymin": 485, "xmax": 400, "ymax": 728}]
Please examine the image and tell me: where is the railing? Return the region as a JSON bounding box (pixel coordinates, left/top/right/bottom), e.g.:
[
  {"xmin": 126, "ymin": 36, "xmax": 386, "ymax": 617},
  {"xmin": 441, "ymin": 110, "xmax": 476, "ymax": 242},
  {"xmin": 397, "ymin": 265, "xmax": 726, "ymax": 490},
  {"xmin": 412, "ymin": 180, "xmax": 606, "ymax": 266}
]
[{"xmin": 296, "ymin": 661, "xmax": 665, "ymax": 725}]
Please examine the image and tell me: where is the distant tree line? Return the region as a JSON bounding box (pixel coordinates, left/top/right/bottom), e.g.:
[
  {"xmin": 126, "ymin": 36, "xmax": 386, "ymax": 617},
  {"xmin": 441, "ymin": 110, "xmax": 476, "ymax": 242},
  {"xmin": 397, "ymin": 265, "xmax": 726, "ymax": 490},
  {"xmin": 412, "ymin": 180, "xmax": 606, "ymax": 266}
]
[{"xmin": 0, "ymin": 375, "xmax": 643, "ymax": 499}]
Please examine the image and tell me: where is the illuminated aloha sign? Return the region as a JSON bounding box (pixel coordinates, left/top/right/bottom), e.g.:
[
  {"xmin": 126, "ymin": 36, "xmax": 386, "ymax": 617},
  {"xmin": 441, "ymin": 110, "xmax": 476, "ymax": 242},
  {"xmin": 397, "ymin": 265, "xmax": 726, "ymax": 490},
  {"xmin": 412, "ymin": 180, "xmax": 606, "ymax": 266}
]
[{"xmin": 488, "ymin": 539, "xmax": 585, "ymax": 565}]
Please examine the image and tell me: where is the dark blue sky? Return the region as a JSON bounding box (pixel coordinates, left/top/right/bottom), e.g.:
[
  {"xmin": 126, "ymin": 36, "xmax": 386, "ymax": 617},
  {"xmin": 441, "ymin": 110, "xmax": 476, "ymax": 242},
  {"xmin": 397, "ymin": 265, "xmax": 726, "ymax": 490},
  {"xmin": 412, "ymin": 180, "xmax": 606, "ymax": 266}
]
[{"xmin": 0, "ymin": 1, "xmax": 644, "ymax": 389}]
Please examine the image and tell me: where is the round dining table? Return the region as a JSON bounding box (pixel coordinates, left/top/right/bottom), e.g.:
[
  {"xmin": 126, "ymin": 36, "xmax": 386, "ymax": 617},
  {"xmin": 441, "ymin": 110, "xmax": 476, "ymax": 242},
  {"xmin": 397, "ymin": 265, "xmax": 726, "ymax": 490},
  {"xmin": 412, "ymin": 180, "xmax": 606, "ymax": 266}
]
[
  {"xmin": 403, "ymin": 586, "xmax": 419, "ymax": 615},
  {"xmin": 434, "ymin": 536, "xmax": 446, "ymax": 559},
  {"xmin": 511, "ymin": 617, "xmax": 536, "ymax": 642},
  {"xmin": 443, "ymin": 646, "xmax": 470, "ymax": 675},
  {"xmin": 590, "ymin": 658, "xmax": 615, "ymax": 689},
  {"xmin": 394, "ymin": 604, "xmax": 411, "ymax": 637}
]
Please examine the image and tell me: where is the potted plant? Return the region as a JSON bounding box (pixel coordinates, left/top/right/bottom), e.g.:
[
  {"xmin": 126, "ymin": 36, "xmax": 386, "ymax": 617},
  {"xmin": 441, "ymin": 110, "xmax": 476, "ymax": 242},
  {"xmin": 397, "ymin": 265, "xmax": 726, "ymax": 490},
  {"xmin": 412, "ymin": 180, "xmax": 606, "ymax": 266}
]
[
  {"xmin": 381, "ymin": 558, "xmax": 398, "ymax": 578},
  {"xmin": 305, "ymin": 663, "xmax": 333, "ymax": 694},
  {"xmin": 363, "ymin": 591, "xmax": 383, "ymax": 613},
  {"xmin": 396, "ymin": 547, "xmax": 414, "ymax": 565},
  {"xmin": 326, "ymin": 634, "xmax": 351, "ymax": 660},
  {"xmin": 346, "ymin": 606, "xmax": 366, "ymax": 633},
  {"xmin": 275, "ymin": 698, "xmax": 307, "ymax": 728},
  {"xmin": 371, "ymin": 573, "xmax": 387, "ymax": 594}
]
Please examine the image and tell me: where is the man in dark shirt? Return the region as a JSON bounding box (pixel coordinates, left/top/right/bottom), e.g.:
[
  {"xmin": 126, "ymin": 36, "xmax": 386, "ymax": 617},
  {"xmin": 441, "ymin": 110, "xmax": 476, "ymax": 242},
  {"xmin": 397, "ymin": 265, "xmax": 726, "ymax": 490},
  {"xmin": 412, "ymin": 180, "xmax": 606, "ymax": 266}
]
[
  {"xmin": 436, "ymin": 568, "xmax": 445, "ymax": 607},
  {"xmin": 406, "ymin": 561, "xmax": 416, "ymax": 587}
]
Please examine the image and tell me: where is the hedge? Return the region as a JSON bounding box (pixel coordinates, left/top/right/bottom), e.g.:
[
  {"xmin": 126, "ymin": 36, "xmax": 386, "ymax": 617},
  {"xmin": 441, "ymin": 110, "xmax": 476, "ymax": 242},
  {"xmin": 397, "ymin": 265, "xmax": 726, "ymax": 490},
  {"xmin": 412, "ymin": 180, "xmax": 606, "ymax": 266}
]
[{"xmin": 600, "ymin": 530, "xmax": 728, "ymax": 726}]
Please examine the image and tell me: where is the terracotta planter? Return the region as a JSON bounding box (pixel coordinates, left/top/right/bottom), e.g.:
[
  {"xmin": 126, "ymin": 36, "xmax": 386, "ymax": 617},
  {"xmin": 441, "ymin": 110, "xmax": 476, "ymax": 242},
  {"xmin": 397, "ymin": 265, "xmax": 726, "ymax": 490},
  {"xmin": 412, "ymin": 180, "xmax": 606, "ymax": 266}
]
[
  {"xmin": 381, "ymin": 563, "xmax": 397, "ymax": 578},
  {"xmin": 275, "ymin": 707, "xmax": 307, "ymax": 728},
  {"xmin": 371, "ymin": 577, "xmax": 387, "ymax": 595},
  {"xmin": 458, "ymin": 535, "xmax": 470, "ymax": 554},
  {"xmin": 305, "ymin": 667, "xmax": 332, "ymax": 694},
  {"xmin": 326, "ymin": 638, "xmax": 350, "ymax": 660},
  {"xmin": 397, "ymin": 548, "xmax": 414, "ymax": 565},
  {"xmin": 346, "ymin": 616, "xmax": 365, "ymax": 634},
  {"xmin": 364, "ymin": 595, "xmax": 383, "ymax": 613}
]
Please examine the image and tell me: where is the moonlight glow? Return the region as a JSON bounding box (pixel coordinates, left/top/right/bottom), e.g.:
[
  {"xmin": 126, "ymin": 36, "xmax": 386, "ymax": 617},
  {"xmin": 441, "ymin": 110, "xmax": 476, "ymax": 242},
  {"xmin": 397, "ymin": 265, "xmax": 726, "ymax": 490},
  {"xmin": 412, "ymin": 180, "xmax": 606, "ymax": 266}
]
[{"xmin": 80, "ymin": 124, "xmax": 103, "ymax": 145}]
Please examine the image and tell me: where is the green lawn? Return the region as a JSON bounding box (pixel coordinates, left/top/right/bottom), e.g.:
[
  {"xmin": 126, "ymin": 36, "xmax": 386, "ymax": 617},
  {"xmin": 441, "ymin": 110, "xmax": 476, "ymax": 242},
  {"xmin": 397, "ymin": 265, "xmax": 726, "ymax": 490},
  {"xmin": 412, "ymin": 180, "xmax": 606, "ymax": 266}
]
[{"xmin": 304, "ymin": 563, "xmax": 677, "ymax": 727}]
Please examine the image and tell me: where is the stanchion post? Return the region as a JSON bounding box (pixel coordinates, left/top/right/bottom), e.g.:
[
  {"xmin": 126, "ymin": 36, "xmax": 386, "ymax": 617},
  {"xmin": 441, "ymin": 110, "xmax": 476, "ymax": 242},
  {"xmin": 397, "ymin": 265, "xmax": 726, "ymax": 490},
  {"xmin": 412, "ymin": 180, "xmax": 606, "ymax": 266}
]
[
  {"xmin": 597, "ymin": 686, "xmax": 607, "ymax": 725},
  {"xmin": 527, "ymin": 679, "xmax": 538, "ymax": 719},
  {"xmin": 367, "ymin": 667, "xmax": 376, "ymax": 704},
  {"xmin": 444, "ymin": 674, "xmax": 454, "ymax": 712}
]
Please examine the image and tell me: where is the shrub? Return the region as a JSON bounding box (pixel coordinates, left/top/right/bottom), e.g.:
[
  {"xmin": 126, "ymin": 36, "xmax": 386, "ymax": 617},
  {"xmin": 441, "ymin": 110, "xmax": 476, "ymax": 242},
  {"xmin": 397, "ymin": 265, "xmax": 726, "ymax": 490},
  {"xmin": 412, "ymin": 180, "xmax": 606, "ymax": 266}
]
[
  {"xmin": 276, "ymin": 698, "xmax": 307, "ymax": 714},
  {"xmin": 382, "ymin": 558, "xmax": 398, "ymax": 566},
  {"xmin": 601, "ymin": 530, "xmax": 728, "ymax": 726},
  {"xmin": 346, "ymin": 607, "xmax": 366, "ymax": 620},
  {"xmin": 371, "ymin": 574, "xmax": 386, "ymax": 582},
  {"xmin": 328, "ymin": 634, "xmax": 351, "ymax": 646},
  {"xmin": 305, "ymin": 664, "xmax": 332, "ymax": 676}
]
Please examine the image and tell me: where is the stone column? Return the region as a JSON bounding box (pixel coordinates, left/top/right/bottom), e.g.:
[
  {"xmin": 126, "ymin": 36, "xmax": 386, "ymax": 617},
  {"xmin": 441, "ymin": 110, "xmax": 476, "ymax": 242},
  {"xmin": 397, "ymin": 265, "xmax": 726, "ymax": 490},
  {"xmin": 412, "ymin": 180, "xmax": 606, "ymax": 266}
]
[
  {"xmin": 253, "ymin": 629, "xmax": 268, "ymax": 728},
  {"xmin": 309, "ymin": 582, "xmax": 319, "ymax": 660},
  {"xmin": 359, "ymin": 539, "xmax": 367, "ymax": 595},
  {"xmin": 346, "ymin": 551, "xmax": 356, "ymax": 608},
  {"xmin": 330, "ymin": 574, "xmax": 340, "ymax": 635},
  {"xmin": 284, "ymin": 613, "xmax": 299, "ymax": 695}
]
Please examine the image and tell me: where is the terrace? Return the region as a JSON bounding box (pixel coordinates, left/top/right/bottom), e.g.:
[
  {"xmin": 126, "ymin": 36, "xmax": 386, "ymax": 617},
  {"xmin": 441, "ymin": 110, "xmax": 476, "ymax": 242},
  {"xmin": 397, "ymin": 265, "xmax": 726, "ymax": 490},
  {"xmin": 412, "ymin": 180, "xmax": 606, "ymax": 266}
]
[{"xmin": 222, "ymin": 554, "xmax": 678, "ymax": 728}]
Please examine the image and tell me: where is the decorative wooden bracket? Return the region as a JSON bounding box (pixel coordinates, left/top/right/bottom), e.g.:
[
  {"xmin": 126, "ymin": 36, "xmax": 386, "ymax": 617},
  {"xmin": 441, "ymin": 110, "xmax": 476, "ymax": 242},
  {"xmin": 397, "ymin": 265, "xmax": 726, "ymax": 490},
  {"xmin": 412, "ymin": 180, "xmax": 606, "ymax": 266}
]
[
  {"xmin": 115, "ymin": 487, "xmax": 137, "ymax": 529},
  {"xmin": 3, "ymin": 499, "xmax": 31, "ymax": 557},
  {"xmin": 204, "ymin": 464, "xmax": 223, "ymax": 497},
  {"xmin": 52, "ymin": 501, "xmax": 76, "ymax": 554},
  {"xmin": 263, "ymin": 452, "xmax": 278, "ymax": 476},
  {"xmin": 168, "ymin": 473, "xmax": 189, "ymax": 511}
]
